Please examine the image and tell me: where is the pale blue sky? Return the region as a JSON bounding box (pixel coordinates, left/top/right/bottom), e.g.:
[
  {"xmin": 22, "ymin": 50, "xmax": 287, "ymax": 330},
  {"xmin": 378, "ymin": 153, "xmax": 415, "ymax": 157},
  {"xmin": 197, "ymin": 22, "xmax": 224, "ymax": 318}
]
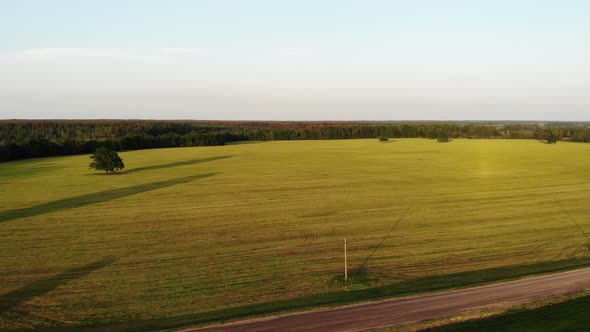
[{"xmin": 1, "ymin": 0, "xmax": 589, "ymax": 120}]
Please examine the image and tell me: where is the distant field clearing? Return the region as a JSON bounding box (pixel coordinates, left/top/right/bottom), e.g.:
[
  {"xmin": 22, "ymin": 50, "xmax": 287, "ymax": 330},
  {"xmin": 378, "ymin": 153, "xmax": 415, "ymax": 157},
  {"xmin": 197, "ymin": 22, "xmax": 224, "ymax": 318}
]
[{"xmin": 1, "ymin": 139, "xmax": 590, "ymax": 330}]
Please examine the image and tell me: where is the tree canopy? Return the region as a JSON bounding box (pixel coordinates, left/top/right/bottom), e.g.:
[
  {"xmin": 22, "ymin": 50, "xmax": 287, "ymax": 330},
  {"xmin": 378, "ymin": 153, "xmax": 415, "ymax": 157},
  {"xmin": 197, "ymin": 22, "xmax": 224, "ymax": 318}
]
[
  {"xmin": 437, "ymin": 131, "xmax": 450, "ymax": 143},
  {"xmin": 546, "ymin": 132, "xmax": 559, "ymax": 144},
  {"xmin": 89, "ymin": 147, "xmax": 125, "ymax": 174}
]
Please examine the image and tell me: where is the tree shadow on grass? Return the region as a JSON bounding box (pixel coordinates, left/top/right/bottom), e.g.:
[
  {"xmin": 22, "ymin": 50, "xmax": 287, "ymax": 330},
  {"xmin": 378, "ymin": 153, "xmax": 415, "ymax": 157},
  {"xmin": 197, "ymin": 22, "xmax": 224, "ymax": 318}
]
[
  {"xmin": 0, "ymin": 165, "xmax": 61, "ymax": 180},
  {"xmin": 124, "ymin": 155, "xmax": 233, "ymax": 174},
  {"xmin": 74, "ymin": 257, "xmax": 590, "ymax": 332},
  {"xmin": 4, "ymin": 257, "xmax": 590, "ymax": 332},
  {"xmin": 0, "ymin": 256, "xmax": 117, "ymax": 315},
  {"xmin": 0, "ymin": 173, "xmax": 217, "ymax": 223},
  {"xmin": 427, "ymin": 294, "xmax": 590, "ymax": 331},
  {"xmin": 224, "ymin": 141, "xmax": 266, "ymax": 145}
]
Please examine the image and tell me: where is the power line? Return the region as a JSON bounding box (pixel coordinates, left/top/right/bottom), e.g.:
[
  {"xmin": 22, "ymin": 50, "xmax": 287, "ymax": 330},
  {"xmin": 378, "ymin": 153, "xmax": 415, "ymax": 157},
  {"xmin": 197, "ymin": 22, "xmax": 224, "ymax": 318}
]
[
  {"xmin": 556, "ymin": 200, "xmax": 590, "ymax": 242},
  {"xmin": 362, "ymin": 206, "xmax": 411, "ymax": 267}
]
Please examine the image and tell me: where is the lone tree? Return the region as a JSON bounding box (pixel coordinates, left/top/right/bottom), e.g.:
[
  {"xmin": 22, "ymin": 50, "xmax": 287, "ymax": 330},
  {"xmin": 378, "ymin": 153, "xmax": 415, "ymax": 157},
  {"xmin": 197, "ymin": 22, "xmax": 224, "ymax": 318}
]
[
  {"xmin": 89, "ymin": 147, "xmax": 125, "ymax": 174},
  {"xmin": 437, "ymin": 131, "xmax": 450, "ymax": 143},
  {"xmin": 546, "ymin": 132, "xmax": 559, "ymax": 144},
  {"xmin": 378, "ymin": 135, "xmax": 389, "ymax": 142}
]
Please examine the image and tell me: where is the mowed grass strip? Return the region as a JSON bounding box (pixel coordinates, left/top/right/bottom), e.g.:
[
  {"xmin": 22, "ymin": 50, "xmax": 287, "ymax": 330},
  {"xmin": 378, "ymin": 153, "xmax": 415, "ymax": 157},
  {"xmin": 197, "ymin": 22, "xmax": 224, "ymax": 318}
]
[
  {"xmin": 429, "ymin": 294, "xmax": 590, "ymax": 331},
  {"xmin": 1, "ymin": 139, "xmax": 590, "ymax": 330}
]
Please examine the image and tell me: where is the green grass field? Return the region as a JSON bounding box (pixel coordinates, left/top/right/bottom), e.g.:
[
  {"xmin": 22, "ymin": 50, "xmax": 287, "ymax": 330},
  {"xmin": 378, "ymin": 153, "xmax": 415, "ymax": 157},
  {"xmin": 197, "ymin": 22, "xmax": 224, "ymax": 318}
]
[
  {"xmin": 1, "ymin": 139, "xmax": 590, "ymax": 331},
  {"xmin": 431, "ymin": 294, "xmax": 590, "ymax": 331}
]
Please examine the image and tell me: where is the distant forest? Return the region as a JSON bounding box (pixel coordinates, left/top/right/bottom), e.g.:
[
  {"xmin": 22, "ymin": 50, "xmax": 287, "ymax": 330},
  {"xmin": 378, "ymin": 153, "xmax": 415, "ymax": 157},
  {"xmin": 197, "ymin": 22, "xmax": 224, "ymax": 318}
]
[{"xmin": 1, "ymin": 120, "xmax": 590, "ymax": 162}]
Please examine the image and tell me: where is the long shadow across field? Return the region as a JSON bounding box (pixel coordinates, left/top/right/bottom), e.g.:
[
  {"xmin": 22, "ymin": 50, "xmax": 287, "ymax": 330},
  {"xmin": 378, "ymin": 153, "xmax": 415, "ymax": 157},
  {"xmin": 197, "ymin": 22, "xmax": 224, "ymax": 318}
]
[
  {"xmin": 0, "ymin": 165, "xmax": 60, "ymax": 180},
  {"xmin": 0, "ymin": 173, "xmax": 217, "ymax": 223},
  {"xmin": 35, "ymin": 257, "xmax": 590, "ymax": 332},
  {"xmin": 0, "ymin": 256, "xmax": 117, "ymax": 314},
  {"xmin": 125, "ymin": 155, "xmax": 233, "ymax": 174}
]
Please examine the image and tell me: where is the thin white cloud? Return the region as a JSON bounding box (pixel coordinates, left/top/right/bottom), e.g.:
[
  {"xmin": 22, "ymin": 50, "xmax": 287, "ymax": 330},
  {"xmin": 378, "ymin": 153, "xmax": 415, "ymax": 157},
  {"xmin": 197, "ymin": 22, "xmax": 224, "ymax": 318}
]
[
  {"xmin": 160, "ymin": 47, "xmax": 209, "ymax": 56},
  {"xmin": 272, "ymin": 49, "xmax": 310, "ymax": 57},
  {"xmin": 0, "ymin": 48, "xmax": 214, "ymax": 65},
  {"xmin": 0, "ymin": 48, "xmax": 170, "ymax": 63}
]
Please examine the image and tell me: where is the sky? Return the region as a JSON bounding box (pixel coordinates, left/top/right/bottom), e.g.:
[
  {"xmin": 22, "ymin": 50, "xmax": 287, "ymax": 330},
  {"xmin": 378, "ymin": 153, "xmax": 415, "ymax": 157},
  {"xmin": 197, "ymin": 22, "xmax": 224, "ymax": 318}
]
[{"xmin": 1, "ymin": 0, "xmax": 589, "ymax": 121}]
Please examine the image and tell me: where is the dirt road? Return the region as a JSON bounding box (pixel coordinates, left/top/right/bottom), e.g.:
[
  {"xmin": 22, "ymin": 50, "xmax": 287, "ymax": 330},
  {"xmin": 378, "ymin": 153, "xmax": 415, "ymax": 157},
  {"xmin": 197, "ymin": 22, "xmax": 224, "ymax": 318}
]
[{"xmin": 188, "ymin": 267, "xmax": 590, "ymax": 331}]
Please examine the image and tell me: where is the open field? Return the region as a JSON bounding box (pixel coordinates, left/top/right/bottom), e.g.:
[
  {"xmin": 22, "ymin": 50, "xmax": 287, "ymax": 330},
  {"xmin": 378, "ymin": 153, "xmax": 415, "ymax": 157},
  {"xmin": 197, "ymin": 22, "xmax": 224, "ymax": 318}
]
[{"xmin": 2, "ymin": 139, "xmax": 590, "ymax": 330}]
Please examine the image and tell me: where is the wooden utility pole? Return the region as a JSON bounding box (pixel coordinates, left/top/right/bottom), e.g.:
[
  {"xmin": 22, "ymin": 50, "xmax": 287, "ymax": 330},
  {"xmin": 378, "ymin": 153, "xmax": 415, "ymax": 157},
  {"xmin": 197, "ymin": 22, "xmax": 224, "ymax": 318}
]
[{"xmin": 344, "ymin": 238, "xmax": 348, "ymax": 282}]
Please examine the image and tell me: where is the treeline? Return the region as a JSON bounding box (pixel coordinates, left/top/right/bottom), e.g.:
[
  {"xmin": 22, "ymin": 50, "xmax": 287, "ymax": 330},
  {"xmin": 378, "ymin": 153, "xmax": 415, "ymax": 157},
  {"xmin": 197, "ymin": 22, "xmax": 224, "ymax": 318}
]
[
  {"xmin": 0, "ymin": 131, "xmax": 243, "ymax": 162},
  {"xmin": 1, "ymin": 120, "xmax": 590, "ymax": 162}
]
